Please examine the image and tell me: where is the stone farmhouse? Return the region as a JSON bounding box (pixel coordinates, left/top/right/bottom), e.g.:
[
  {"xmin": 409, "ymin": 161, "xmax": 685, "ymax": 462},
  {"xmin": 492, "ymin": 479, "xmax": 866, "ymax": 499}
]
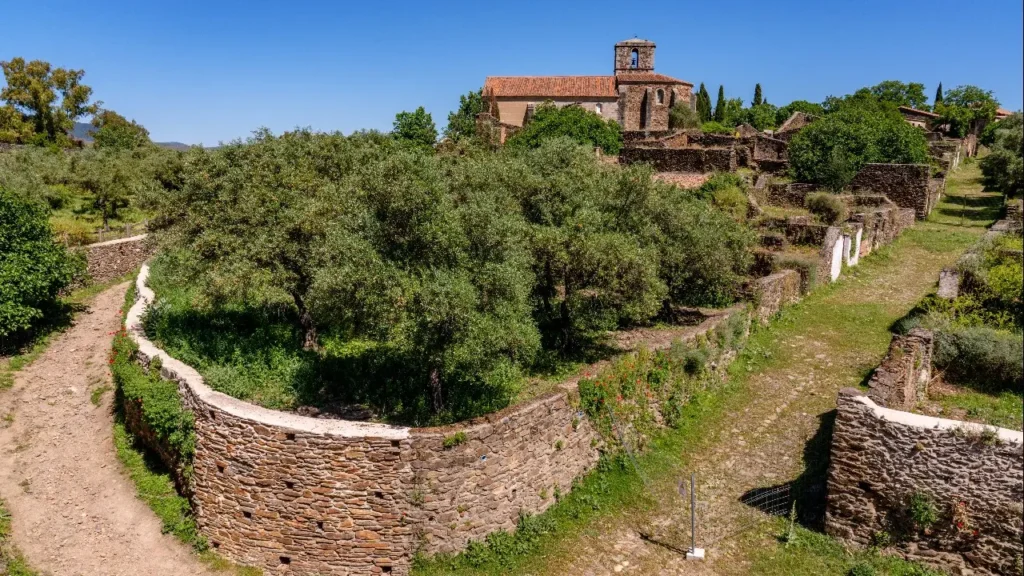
[{"xmin": 483, "ymin": 39, "xmax": 693, "ymax": 131}]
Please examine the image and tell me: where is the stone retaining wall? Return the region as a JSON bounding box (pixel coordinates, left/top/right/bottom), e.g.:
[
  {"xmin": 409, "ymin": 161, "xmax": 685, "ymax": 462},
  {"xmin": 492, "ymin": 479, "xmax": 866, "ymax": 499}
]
[
  {"xmin": 619, "ymin": 146, "xmax": 736, "ymax": 172},
  {"xmin": 826, "ymin": 389, "xmax": 1024, "ymax": 576},
  {"xmin": 80, "ymin": 234, "xmax": 153, "ymax": 284},
  {"xmin": 750, "ymin": 270, "xmax": 802, "ymax": 324},
  {"xmin": 125, "ymin": 265, "xmax": 742, "ymax": 575},
  {"xmin": 865, "ymin": 329, "xmax": 933, "ymax": 411},
  {"xmin": 849, "ymin": 164, "xmax": 934, "ymax": 219}
]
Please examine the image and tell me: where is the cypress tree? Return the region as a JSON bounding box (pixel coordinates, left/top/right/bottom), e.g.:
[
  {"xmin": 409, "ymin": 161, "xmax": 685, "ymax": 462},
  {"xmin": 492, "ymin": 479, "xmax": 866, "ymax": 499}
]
[
  {"xmin": 934, "ymin": 82, "xmax": 943, "ymax": 106},
  {"xmin": 714, "ymin": 85, "xmax": 726, "ymax": 122},
  {"xmin": 753, "ymin": 83, "xmax": 763, "ymax": 106},
  {"xmin": 697, "ymin": 83, "xmax": 711, "ymax": 122}
]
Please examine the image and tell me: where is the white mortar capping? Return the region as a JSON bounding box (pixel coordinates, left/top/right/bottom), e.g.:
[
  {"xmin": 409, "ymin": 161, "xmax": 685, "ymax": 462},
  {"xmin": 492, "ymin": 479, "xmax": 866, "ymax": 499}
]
[
  {"xmin": 851, "ymin": 393, "xmax": 1023, "ymax": 444},
  {"xmin": 127, "ymin": 264, "xmax": 410, "ymax": 440},
  {"xmin": 85, "ymin": 233, "xmax": 149, "ymax": 249}
]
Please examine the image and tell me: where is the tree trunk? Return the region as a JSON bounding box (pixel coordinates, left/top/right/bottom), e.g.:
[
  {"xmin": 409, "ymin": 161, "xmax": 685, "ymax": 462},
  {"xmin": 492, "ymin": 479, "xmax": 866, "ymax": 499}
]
[
  {"xmin": 293, "ymin": 293, "xmax": 318, "ymax": 351},
  {"xmin": 430, "ymin": 367, "xmax": 443, "ymax": 414}
]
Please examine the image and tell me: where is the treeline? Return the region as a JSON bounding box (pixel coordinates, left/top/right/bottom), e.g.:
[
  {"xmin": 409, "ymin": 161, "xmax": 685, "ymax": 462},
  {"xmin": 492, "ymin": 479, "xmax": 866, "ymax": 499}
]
[{"xmin": 145, "ymin": 131, "xmax": 754, "ymax": 423}]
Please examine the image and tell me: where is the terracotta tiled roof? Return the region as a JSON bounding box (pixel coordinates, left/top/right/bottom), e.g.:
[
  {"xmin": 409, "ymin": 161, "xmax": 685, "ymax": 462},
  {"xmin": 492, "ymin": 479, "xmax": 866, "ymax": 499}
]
[
  {"xmin": 615, "ymin": 72, "xmax": 693, "ymax": 86},
  {"xmin": 484, "ymin": 76, "xmax": 617, "ymax": 98},
  {"xmin": 898, "ymin": 106, "xmax": 940, "ymax": 118},
  {"xmin": 996, "ymin": 108, "xmax": 1014, "ymax": 117}
]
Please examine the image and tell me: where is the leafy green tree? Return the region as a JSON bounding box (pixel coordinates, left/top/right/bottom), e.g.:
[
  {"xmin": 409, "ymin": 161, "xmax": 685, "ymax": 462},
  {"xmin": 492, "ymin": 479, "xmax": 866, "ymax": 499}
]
[
  {"xmin": 934, "ymin": 82, "xmax": 943, "ymax": 106},
  {"xmin": 392, "ymin": 106, "xmax": 438, "ymax": 148},
  {"xmin": 505, "ymin": 103, "xmax": 622, "ymax": 154},
  {"xmin": 91, "ymin": 109, "xmax": 150, "ymax": 150},
  {"xmin": 741, "ymin": 103, "xmax": 778, "ymax": 131},
  {"xmin": 979, "ymin": 113, "xmax": 1023, "ymax": 197},
  {"xmin": 73, "ymin": 149, "xmax": 150, "ymax": 228},
  {"xmin": 0, "ymin": 104, "xmax": 32, "ymax": 143},
  {"xmin": 789, "ymin": 106, "xmax": 929, "ymax": 190},
  {"xmin": 700, "ymin": 121, "xmax": 733, "ymax": 135},
  {"xmin": 669, "ymin": 103, "xmax": 700, "ymax": 130},
  {"xmin": 697, "ymin": 83, "xmax": 712, "ymax": 122},
  {"xmin": 714, "ymin": 85, "xmax": 726, "ymax": 122},
  {"xmin": 444, "ymin": 89, "xmax": 484, "ymax": 142},
  {"xmin": 869, "ymin": 80, "xmax": 928, "ymax": 109},
  {"xmin": 753, "ymin": 84, "xmax": 763, "ymax": 106},
  {"xmin": 935, "ymin": 85, "xmax": 999, "ymax": 137},
  {"xmin": 1, "ymin": 188, "xmax": 84, "ymax": 342},
  {"xmin": 775, "ymin": 100, "xmax": 825, "ymax": 125},
  {"xmin": 0, "ymin": 57, "xmax": 99, "ymax": 145}
]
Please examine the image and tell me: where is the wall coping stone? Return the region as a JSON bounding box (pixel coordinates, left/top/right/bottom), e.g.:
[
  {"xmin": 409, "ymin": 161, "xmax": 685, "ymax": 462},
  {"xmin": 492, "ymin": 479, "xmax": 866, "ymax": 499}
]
[
  {"xmin": 84, "ymin": 233, "xmax": 150, "ymax": 249},
  {"xmin": 838, "ymin": 388, "xmax": 1023, "ymax": 443},
  {"xmin": 128, "ymin": 263, "xmax": 411, "ymax": 440}
]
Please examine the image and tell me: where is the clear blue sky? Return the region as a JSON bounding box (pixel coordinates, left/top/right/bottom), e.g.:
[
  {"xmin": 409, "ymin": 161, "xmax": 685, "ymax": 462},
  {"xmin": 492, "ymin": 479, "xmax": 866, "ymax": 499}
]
[{"xmin": 3, "ymin": 0, "xmax": 1021, "ymax": 145}]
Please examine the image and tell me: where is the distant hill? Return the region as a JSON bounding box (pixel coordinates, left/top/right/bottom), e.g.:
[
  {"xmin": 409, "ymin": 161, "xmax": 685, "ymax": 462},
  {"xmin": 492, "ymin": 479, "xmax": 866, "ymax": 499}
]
[{"xmin": 72, "ymin": 121, "xmax": 192, "ymax": 150}]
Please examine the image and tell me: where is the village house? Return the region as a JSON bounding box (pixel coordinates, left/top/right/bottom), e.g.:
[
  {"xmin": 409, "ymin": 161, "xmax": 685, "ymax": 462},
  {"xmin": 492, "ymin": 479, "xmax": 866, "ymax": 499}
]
[{"xmin": 483, "ymin": 39, "xmax": 693, "ymax": 132}]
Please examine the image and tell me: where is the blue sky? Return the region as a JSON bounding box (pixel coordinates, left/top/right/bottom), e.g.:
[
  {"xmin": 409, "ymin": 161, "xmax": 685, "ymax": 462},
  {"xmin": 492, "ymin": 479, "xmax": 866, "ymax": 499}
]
[{"xmin": 2, "ymin": 0, "xmax": 1021, "ymax": 145}]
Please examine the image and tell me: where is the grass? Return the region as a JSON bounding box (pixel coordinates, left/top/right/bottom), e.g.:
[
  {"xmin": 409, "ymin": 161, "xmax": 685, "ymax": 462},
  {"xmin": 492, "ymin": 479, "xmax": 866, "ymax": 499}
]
[
  {"xmin": 748, "ymin": 521, "xmax": 943, "ymax": 576},
  {"xmin": 0, "ymin": 499, "xmax": 38, "ymax": 576},
  {"xmin": 112, "ymin": 421, "xmax": 262, "ymax": 576},
  {"xmin": 927, "ymin": 161, "xmax": 1004, "ymax": 228}
]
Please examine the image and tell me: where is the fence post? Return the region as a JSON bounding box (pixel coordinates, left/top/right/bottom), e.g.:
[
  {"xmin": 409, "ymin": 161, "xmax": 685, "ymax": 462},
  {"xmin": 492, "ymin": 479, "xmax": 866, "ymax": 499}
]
[{"xmin": 686, "ymin": 472, "xmax": 705, "ymax": 560}]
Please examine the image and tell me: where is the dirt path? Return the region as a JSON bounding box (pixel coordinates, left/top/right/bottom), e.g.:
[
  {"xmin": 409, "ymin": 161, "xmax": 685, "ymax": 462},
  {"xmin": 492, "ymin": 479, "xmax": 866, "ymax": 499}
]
[{"xmin": 0, "ymin": 283, "xmax": 212, "ymax": 576}]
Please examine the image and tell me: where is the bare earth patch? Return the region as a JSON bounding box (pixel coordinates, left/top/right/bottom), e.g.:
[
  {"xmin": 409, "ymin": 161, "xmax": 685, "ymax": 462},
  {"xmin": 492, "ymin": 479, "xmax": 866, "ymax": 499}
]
[{"xmin": 0, "ymin": 283, "xmax": 213, "ymax": 576}]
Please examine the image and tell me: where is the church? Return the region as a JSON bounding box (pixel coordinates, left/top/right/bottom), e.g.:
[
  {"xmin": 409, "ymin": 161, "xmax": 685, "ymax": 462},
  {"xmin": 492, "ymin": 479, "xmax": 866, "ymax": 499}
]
[{"xmin": 483, "ymin": 39, "xmax": 693, "ymax": 131}]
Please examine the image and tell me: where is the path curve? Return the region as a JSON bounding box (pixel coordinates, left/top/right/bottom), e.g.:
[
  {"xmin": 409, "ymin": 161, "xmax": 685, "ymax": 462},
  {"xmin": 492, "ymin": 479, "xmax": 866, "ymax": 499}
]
[{"xmin": 0, "ymin": 282, "xmax": 213, "ymax": 576}]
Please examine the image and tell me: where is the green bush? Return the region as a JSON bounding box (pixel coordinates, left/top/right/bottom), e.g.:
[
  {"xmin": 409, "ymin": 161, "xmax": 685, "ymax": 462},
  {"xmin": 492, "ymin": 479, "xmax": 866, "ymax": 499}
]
[
  {"xmin": 700, "ymin": 121, "xmax": 733, "ymax": 135},
  {"xmin": 788, "ymin": 106, "xmax": 929, "ymax": 190},
  {"xmin": 668, "ymin": 104, "xmax": 700, "ymax": 130},
  {"xmin": 506, "ymin": 103, "xmax": 622, "ymax": 154},
  {"xmin": 979, "ymin": 113, "xmax": 1022, "ymax": 197},
  {"xmin": 934, "ymin": 326, "xmax": 1023, "ymax": 392},
  {"xmin": 848, "ymin": 563, "xmax": 878, "ymax": 576},
  {"xmin": 906, "ymin": 491, "xmax": 939, "ymax": 531},
  {"xmin": 0, "ymin": 188, "xmax": 84, "ymax": 343},
  {"xmin": 805, "ymin": 192, "xmax": 848, "ymax": 225}
]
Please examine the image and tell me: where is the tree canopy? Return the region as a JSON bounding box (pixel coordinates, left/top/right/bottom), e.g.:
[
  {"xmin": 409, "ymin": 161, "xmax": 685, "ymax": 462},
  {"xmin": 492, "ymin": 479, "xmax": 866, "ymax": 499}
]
[
  {"xmin": 869, "ymin": 80, "xmax": 928, "ymax": 109},
  {"xmin": 505, "ymin": 103, "xmax": 622, "ymax": 154},
  {"xmin": 392, "ymin": 106, "xmax": 438, "ymax": 148},
  {"xmin": 980, "ymin": 113, "xmax": 1023, "ymax": 197},
  {"xmin": 696, "ymin": 83, "xmax": 712, "ymax": 123},
  {"xmin": 753, "ymin": 84, "xmax": 763, "ymax": 106},
  {"xmin": 788, "ymin": 106, "xmax": 929, "ymax": 190},
  {"xmin": 1, "ymin": 188, "xmax": 84, "ymax": 342},
  {"xmin": 91, "ymin": 109, "xmax": 151, "ymax": 150},
  {"xmin": 935, "ymin": 85, "xmax": 999, "ymax": 137},
  {"xmin": 713, "ymin": 85, "xmax": 726, "ymax": 122},
  {"xmin": 0, "ymin": 57, "xmax": 99, "ymax": 145},
  {"xmin": 444, "ymin": 89, "xmax": 484, "ymax": 142}
]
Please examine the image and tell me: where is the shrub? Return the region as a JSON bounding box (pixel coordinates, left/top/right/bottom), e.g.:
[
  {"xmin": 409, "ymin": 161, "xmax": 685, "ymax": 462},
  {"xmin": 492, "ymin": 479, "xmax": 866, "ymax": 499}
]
[
  {"xmin": 442, "ymin": 431, "xmax": 467, "ymax": 449},
  {"xmin": 848, "ymin": 563, "xmax": 877, "ymax": 576},
  {"xmin": 668, "ymin": 104, "xmax": 700, "ymax": 130},
  {"xmin": 906, "ymin": 491, "xmax": 939, "ymax": 531},
  {"xmin": 805, "ymin": 192, "xmax": 848, "ymax": 225},
  {"xmin": 0, "ymin": 188, "xmax": 84, "ymax": 343},
  {"xmin": 700, "ymin": 121, "xmax": 732, "ymax": 135},
  {"xmin": 979, "ymin": 113, "xmax": 1023, "ymax": 197},
  {"xmin": 506, "ymin": 103, "xmax": 622, "ymax": 154},
  {"xmin": 933, "ymin": 326, "xmax": 1023, "ymax": 392},
  {"xmin": 788, "ymin": 106, "xmax": 929, "ymax": 190}
]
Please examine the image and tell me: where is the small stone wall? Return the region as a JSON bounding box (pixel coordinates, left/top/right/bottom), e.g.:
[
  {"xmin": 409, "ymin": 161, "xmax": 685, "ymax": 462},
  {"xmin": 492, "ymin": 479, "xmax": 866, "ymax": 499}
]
[
  {"xmin": 826, "ymin": 388, "xmax": 1024, "ymax": 576},
  {"xmin": 852, "ymin": 207, "xmax": 915, "ymax": 258},
  {"xmin": 849, "ymin": 164, "xmax": 933, "ymax": 219},
  {"xmin": 865, "ymin": 329, "xmax": 933, "ymax": 411},
  {"xmin": 125, "ymin": 264, "xmax": 743, "ymax": 575},
  {"xmin": 619, "ymin": 146, "xmax": 736, "ymax": 172},
  {"xmin": 80, "ymin": 234, "xmax": 153, "ymax": 284},
  {"xmin": 750, "ymin": 270, "xmax": 801, "ymax": 324},
  {"xmin": 765, "ymin": 182, "xmax": 817, "ymax": 207},
  {"xmin": 752, "ymin": 135, "xmax": 788, "ymax": 161},
  {"xmin": 819, "ymin": 226, "xmax": 844, "ymax": 283}
]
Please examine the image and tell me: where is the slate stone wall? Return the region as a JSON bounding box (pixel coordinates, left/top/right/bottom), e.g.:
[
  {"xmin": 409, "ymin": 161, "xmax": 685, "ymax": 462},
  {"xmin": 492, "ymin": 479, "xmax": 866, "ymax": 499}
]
[
  {"xmin": 865, "ymin": 329, "xmax": 933, "ymax": 411},
  {"xmin": 750, "ymin": 270, "xmax": 802, "ymax": 324},
  {"xmin": 80, "ymin": 234, "xmax": 153, "ymax": 284},
  {"xmin": 619, "ymin": 146, "xmax": 736, "ymax": 172},
  {"xmin": 849, "ymin": 164, "xmax": 933, "ymax": 219},
  {"xmin": 826, "ymin": 389, "xmax": 1024, "ymax": 576}
]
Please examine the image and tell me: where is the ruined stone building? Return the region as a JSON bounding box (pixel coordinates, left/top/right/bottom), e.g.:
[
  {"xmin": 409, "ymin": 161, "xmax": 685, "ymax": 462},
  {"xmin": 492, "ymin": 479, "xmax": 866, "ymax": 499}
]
[{"xmin": 483, "ymin": 39, "xmax": 693, "ymax": 131}]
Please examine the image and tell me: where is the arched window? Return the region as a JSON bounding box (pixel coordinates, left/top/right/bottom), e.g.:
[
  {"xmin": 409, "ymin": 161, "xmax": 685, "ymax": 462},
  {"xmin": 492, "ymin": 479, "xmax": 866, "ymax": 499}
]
[
  {"xmin": 630, "ymin": 49, "xmax": 639, "ymax": 69},
  {"xmin": 656, "ymin": 89, "xmax": 664, "ymax": 105}
]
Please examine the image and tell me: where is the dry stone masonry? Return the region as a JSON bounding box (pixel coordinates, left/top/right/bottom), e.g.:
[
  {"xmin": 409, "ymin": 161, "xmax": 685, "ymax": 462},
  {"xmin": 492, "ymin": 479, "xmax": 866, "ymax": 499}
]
[
  {"xmin": 124, "ymin": 264, "xmax": 746, "ymax": 575},
  {"xmin": 80, "ymin": 234, "xmax": 153, "ymax": 284},
  {"xmin": 827, "ymin": 389, "xmax": 1023, "ymax": 576}
]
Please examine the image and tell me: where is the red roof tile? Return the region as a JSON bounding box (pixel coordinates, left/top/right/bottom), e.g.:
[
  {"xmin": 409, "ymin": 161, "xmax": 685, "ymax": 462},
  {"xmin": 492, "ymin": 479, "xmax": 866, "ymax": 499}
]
[
  {"xmin": 484, "ymin": 76, "xmax": 617, "ymax": 98},
  {"xmin": 615, "ymin": 72, "xmax": 693, "ymax": 86},
  {"xmin": 996, "ymin": 108, "xmax": 1014, "ymax": 117}
]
